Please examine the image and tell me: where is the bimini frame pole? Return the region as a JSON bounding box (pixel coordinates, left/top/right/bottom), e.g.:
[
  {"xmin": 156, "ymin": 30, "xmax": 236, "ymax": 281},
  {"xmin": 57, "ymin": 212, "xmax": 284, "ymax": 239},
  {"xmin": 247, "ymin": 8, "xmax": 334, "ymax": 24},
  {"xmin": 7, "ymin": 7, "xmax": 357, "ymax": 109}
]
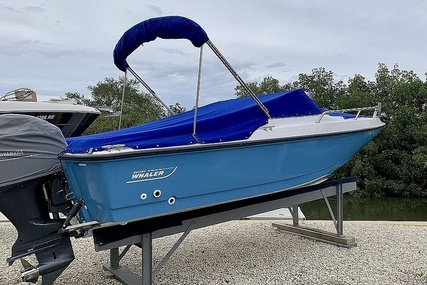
[
  {"xmin": 192, "ymin": 45, "xmax": 204, "ymax": 142},
  {"xmin": 126, "ymin": 67, "xmax": 174, "ymax": 116},
  {"xmin": 118, "ymin": 70, "xmax": 127, "ymax": 130},
  {"xmin": 206, "ymin": 40, "xmax": 271, "ymax": 119}
]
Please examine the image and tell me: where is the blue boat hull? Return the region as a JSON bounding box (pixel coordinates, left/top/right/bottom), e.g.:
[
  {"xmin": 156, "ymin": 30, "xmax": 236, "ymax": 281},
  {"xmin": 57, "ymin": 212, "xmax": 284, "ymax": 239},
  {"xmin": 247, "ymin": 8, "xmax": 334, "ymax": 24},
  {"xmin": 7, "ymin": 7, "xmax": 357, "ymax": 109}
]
[{"xmin": 61, "ymin": 128, "xmax": 381, "ymax": 225}]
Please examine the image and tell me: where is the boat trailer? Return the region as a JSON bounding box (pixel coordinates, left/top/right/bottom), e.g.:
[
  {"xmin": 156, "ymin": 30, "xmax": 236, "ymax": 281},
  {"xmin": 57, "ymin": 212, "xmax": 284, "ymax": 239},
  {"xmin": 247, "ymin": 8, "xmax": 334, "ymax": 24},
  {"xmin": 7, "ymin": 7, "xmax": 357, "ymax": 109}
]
[{"xmin": 94, "ymin": 177, "xmax": 356, "ymax": 285}]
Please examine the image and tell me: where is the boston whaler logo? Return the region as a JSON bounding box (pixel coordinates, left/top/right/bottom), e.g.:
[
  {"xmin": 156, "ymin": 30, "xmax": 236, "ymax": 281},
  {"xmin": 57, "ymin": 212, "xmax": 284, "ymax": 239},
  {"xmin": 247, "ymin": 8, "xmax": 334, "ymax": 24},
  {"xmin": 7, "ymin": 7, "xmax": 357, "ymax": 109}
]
[{"xmin": 127, "ymin": 166, "xmax": 177, "ymax": 183}]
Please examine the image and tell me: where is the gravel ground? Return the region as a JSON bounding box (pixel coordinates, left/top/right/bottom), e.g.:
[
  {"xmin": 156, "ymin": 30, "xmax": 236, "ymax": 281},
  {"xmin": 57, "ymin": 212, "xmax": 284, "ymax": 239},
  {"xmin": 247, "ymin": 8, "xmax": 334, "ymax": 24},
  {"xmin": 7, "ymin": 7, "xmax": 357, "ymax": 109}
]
[{"xmin": 1, "ymin": 220, "xmax": 426, "ymax": 285}]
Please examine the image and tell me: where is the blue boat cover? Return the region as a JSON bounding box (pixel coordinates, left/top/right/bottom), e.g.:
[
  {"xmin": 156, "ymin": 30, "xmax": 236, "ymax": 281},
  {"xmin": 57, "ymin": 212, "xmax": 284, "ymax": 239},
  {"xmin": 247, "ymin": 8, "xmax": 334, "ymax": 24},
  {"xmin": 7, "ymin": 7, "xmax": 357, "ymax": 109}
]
[
  {"xmin": 65, "ymin": 89, "xmax": 323, "ymax": 154},
  {"xmin": 114, "ymin": 16, "xmax": 209, "ymax": 72}
]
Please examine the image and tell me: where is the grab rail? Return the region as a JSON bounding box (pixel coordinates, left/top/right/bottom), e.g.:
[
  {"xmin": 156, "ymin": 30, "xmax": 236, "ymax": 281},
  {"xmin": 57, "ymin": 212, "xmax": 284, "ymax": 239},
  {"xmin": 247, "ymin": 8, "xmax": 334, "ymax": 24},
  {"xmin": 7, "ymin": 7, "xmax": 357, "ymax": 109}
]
[{"xmin": 316, "ymin": 103, "xmax": 382, "ymax": 123}]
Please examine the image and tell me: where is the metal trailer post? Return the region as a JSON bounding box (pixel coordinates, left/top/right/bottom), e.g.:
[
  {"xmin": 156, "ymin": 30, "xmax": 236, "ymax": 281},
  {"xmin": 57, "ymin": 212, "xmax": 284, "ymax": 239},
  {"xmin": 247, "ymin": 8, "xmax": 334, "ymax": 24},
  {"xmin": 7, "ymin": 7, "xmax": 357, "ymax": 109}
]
[
  {"xmin": 109, "ymin": 248, "xmax": 119, "ymax": 269},
  {"xmin": 288, "ymin": 205, "xmax": 300, "ymax": 227},
  {"xmin": 336, "ymin": 182, "xmax": 344, "ymax": 236},
  {"xmin": 142, "ymin": 233, "xmax": 152, "ymax": 285}
]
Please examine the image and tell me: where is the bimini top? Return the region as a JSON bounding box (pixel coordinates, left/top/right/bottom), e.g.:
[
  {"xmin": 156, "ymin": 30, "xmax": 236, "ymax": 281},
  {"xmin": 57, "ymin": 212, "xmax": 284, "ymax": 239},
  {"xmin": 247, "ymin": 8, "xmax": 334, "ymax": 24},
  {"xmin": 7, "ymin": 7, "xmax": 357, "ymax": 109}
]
[
  {"xmin": 65, "ymin": 89, "xmax": 323, "ymax": 154},
  {"xmin": 114, "ymin": 16, "xmax": 209, "ymax": 72}
]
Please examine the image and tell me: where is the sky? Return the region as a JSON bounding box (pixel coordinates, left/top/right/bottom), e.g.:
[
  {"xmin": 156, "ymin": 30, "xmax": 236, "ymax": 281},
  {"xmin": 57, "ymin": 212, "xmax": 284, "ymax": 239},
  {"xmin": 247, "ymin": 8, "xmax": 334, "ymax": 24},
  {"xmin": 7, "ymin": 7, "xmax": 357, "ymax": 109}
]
[{"xmin": 1, "ymin": 0, "xmax": 426, "ymax": 109}]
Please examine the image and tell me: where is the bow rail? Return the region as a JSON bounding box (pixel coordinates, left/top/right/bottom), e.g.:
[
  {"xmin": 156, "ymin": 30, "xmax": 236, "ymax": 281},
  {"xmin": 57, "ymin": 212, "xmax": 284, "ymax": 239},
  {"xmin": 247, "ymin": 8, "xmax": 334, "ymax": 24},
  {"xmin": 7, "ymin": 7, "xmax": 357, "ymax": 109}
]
[{"xmin": 316, "ymin": 103, "xmax": 382, "ymax": 123}]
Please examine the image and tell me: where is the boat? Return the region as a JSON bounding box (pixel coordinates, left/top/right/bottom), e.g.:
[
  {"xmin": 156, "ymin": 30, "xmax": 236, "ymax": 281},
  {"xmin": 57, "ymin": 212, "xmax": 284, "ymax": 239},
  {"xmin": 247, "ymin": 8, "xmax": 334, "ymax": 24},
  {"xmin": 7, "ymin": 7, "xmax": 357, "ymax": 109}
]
[
  {"xmin": 61, "ymin": 89, "xmax": 383, "ymax": 226},
  {"xmin": 0, "ymin": 16, "xmax": 384, "ymax": 284},
  {"xmin": 60, "ymin": 16, "xmax": 384, "ymax": 225},
  {"xmin": 0, "ymin": 88, "xmax": 100, "ymax": 137}
]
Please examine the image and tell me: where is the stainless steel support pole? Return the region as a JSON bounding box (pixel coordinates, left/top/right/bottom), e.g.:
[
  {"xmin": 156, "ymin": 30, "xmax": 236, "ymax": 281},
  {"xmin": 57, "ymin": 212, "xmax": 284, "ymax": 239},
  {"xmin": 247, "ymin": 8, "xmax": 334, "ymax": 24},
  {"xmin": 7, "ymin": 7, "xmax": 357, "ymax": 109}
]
[
  {"xmin": 127, "ymin": 67, "xmax": 173, "ymax": 116},
  {"xmin": 192, "ymin": 45, "xmax": 204, "ymax": 142},
  {"xmin": 142, "ymin": 233, "xmax": 153, "ymax": 285},
  {"xmin": 206, "ymin": 40, "xmax": 271, "ymax": 119},
  {"xmin": 118, "ymin": 71, "xmax": 127, "ymax": 130},
  {"xmin": 336, "ymin": 182, "xmax": 344, "ymax": 236}
]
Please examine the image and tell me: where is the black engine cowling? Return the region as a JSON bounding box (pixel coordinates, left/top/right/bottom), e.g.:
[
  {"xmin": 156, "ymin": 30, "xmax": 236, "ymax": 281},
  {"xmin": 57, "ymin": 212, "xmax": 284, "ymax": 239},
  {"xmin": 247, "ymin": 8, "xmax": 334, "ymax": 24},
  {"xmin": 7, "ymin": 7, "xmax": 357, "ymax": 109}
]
[{"xmin": 0, "ymin": 114, "xmax": 75, "ymax": 284}]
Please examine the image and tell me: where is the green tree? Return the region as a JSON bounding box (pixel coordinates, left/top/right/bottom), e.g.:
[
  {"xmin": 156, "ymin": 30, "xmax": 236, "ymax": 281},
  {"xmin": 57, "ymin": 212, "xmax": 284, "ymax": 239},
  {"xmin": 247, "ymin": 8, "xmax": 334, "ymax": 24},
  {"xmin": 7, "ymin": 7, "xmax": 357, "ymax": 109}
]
[
  {"xmin": 283, "ymin": 67, "xmax": 346, "ymax": 109},
  {"xmin": 234, "ymin": 76, "xmax": 283, "ymax": 98},
  {"xmin": 66, "ymin": 76, "xmax": 168, "ymax": 134},
  {"xmin": 335, "ymin": 64, "xmax": 427, "ymax": 197},
  {"xmin": 337, "ymin": 74, "xmax": 376, "ymax": 109},
  {"xmin": 63, "ymin": 92, "xmax": 91, "ymax": 105},
  {"xmin": 170, "ymin": 102, "xmax": 186, "ymax": 114}
]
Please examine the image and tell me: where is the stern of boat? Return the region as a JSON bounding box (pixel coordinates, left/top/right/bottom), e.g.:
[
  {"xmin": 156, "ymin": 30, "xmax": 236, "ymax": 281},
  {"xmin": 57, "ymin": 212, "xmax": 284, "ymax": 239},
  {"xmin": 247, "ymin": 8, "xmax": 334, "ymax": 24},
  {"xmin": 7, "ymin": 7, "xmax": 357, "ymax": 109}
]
[{"xmin": 0, "ymin": 114, "xmax": 82, "ymax": 284}]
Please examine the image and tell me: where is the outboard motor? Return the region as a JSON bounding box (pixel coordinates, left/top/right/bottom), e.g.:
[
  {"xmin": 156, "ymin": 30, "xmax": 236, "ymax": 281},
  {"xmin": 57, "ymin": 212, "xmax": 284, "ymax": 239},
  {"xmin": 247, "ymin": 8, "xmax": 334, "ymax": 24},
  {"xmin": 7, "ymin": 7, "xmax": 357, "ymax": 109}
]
[{"xmin": 0, "ymin": 114, "xmax": 75, "ymax": 284}]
